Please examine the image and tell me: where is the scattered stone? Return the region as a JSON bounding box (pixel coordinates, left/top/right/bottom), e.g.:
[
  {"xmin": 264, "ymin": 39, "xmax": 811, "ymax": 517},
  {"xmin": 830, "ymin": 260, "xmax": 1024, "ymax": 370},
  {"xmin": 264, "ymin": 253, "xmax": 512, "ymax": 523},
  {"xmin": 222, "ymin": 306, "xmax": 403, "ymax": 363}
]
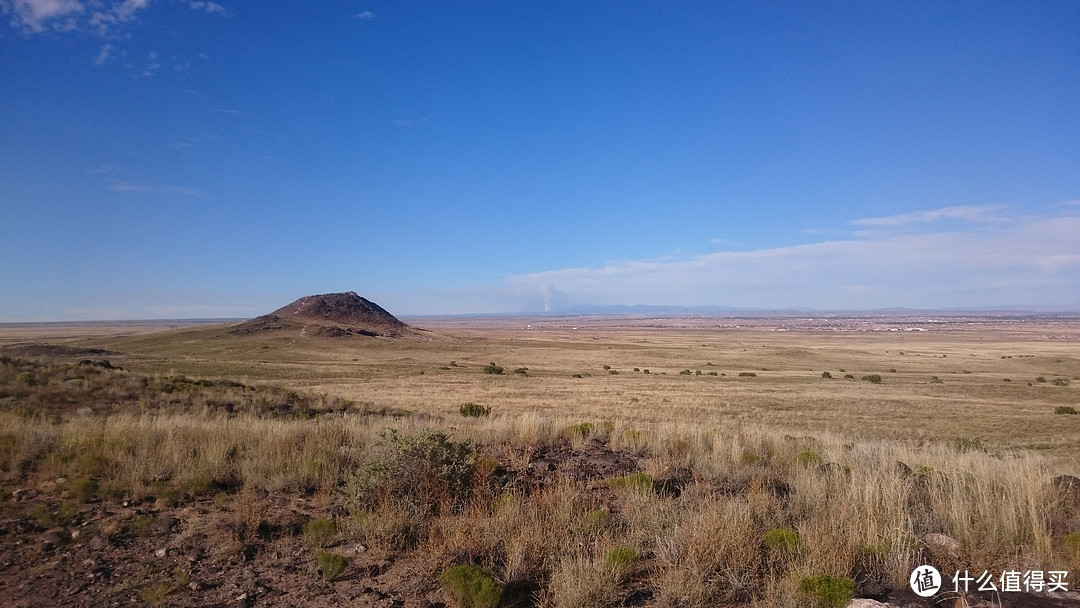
[
  {"xmin": 924, "ymin": 532, "xmax": 960, "ymax": 555},
  {"xmin": 151, "ymin": 516, "xmax": 178, "ymax": 535},
  {"xmin": 155, "ymin": 548, "xmax": 167, "ymax": 558},
  {"xmin": 847, "ymin": 600, "xmax": 899, "ymax": 608}
]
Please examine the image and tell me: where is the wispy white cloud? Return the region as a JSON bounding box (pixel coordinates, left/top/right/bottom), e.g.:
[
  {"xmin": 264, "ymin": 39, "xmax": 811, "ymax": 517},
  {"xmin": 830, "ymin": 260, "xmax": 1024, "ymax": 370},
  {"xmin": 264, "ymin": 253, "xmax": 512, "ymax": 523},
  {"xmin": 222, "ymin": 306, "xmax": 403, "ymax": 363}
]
[
  {"xmin": 394, "ymin": 114, "xmax": 435, "ymax": 127},
  {"xmin": 4, "ymin": 0, "xmax": 223, "ymax": 34},
  {"xmin": 355, "ymin": 10, "xmax": 374, "ymax": 20},
  {"xmin": 93, "ymin": 42, "xmax": 114, "ymax": 64},
  {"xmin": 210, "ymin": 107, "xmax": 254, "ymax": 117},
  {"xmin": 851, "ymin": 205, "xmax": 1006, "ymax": 228},
  {"xmin": 109, "ymin": 180, "xmax": 204, "ymax": 196},
  {"xmin": 502, "ymin": 208, "xmax": 1080, "ymax": 311},
  {"xmin": 186, "ymin": 1, "xmax": 227, "ymax": 16},
  {"xmin": 1, "ymin": 0, "xmax": 84, "ymax": 32}
]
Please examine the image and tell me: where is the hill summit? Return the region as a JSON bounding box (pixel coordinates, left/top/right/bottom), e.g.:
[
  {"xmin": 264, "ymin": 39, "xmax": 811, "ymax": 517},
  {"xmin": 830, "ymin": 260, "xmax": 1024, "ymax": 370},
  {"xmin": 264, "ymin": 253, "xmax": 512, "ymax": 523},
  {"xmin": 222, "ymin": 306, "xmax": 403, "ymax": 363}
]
[{"xmin": 231, "ymin": 292, "xmax": 412, "ymax": 338}]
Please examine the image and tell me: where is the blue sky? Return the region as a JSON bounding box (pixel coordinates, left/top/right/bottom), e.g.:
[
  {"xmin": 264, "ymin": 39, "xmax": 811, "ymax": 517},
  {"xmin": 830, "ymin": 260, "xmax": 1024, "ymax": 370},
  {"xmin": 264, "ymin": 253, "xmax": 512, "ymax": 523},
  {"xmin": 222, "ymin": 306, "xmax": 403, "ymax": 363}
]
[{"xmin": 1, "ymin": 1, "xmax": 1078, "ymax": 320}]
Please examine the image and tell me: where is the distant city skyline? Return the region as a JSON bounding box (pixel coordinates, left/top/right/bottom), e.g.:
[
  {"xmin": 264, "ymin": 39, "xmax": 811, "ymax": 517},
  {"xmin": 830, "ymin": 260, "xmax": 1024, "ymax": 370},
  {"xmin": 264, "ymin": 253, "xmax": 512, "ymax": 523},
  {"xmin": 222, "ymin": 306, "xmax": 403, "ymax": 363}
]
[{"xmin": 1, "ymin": 1, "xmax": 1077, "ymax": 321}]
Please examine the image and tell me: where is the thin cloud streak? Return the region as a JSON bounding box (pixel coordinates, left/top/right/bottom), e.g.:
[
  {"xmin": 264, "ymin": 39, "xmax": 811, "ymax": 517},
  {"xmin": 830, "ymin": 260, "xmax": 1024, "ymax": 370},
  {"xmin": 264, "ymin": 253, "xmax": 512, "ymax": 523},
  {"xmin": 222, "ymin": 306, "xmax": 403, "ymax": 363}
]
[
  {"xmin": 505, "ymin": 213, "xmax": 1080, "ymax": 311},
  {"xmin": 109, "ymin": 180, "xmax": 204, "ymax": 196},
  {"xmin": 851, "ymin": 205, "xmax": 1007, "ymax": 228}
]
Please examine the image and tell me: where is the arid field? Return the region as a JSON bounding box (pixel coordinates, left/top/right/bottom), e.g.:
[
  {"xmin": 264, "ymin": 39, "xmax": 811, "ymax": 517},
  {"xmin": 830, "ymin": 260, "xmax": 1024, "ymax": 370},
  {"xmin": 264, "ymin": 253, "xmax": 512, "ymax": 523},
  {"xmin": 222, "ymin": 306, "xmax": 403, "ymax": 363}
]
[{"xmin": 1, "ymin": 311, "xmax": 1079, "ymax": 607}]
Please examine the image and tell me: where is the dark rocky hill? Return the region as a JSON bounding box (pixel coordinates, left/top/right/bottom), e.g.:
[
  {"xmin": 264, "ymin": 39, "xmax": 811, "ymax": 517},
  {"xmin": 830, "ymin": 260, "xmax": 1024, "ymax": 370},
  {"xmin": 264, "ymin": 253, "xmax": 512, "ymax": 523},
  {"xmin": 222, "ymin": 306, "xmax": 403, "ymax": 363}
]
[{"xmin": 230, "ymin": 292, "xmax": 412, "ymax": 338}]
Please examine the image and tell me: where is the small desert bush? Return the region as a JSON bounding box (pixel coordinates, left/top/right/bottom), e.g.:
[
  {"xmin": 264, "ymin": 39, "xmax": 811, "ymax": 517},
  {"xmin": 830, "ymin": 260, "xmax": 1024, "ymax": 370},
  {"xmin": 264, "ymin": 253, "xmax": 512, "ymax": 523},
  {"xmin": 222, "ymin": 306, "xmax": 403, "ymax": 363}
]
[
  {"xmin": 821, "ymin": 371, "xmax": 831, "ymax": 379},
  {"xmin": 797, "ymin": 449, "xmax": 823, "ymax": 466},
  {"xmin": 314, "ymin": 549, "xmax": 347, "ymax": 581},
  {"xmin": 68, "ymin": 477, "xmax": 99, "ymax": 503},
  {"xmin": 738, "ymin": 372, "xmax": 757, "ymax": 377},
  {"xmin": 861, "ymin": 374, "xmax": 882, "ymax": 384},
  {"xmin": 459, "ymin": 402, "xmax": 491, "ymax": 418},
  {"xmin": 440, "ymin": 564, "xmax": 503, "ymax": 608},
  {"xmin": 482, "ymin": 363, "xmax": 504, "ymax": 375},
  {"xmin": 303, "ymin": 518, "xmax": 338, "ymax": 548},
  {"xmin": 764, "ymin": 527, "xmax": 802, "ymax": 551},
  {"xmin": 799, "ymin": 574, "xmax": 854, "ymax": 608},
  {"xmin": 1052, "ymin": 378, "xmax": 1071, "ymax": 386},
  {"xmin": 564, "ymin": 421, "xmax": 593, "ymax": 438},
  {"xmin": 607, "ymin": 472, "xmax": 653, "ymax": 493},
  {"xmin": 343, "ymin": 429, "xmax": 476, "ymax": 516},
  {"xmin": 952, "ymin": 437, "xmax": 984, "ymax": 453},
  {"xmin": 1055, "ymin": 406, "xmax": 1078, "ymax": 415},
  {"xmin": 604, "ymin": 545, "xmax": 639, "ymax": 575}
]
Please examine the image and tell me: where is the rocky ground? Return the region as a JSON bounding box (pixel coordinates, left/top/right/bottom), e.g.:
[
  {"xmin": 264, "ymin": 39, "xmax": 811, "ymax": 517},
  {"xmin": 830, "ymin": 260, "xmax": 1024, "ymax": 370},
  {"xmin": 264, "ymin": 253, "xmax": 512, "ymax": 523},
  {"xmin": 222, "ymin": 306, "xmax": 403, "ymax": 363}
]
[{"xmin": 1, "ymin": 440, "xmax": 1078, "ymax": 608}]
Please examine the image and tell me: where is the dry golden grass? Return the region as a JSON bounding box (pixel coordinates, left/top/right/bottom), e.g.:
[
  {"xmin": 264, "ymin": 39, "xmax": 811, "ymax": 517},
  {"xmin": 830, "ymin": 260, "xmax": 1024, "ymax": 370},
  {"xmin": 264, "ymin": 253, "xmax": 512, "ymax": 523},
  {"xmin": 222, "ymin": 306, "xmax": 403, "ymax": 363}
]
[
  {"xmin": 16, "ymin": 315, "xmax": 1071, "ymax": 468},
  {"xmin": 1, "ymin": 315, "xmax": 1078, "ymax": 606}
]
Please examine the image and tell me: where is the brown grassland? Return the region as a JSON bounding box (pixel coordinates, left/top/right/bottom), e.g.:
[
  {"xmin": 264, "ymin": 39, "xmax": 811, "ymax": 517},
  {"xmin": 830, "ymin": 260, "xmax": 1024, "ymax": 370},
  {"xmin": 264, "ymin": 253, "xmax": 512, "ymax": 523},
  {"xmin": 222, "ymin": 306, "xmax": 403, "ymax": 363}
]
[{"xmin": 0, "ymin": 314, "xmax": 1078, "ymax": 607}]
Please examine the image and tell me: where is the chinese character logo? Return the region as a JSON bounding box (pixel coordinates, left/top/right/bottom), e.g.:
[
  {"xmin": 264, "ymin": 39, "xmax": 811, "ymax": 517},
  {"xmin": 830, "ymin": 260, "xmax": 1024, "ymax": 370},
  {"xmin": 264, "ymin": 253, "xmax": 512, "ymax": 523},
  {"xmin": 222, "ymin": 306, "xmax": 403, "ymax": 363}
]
[{"xmin": 911, "ymin": 565, "xmax": 942, "ymax": 597}]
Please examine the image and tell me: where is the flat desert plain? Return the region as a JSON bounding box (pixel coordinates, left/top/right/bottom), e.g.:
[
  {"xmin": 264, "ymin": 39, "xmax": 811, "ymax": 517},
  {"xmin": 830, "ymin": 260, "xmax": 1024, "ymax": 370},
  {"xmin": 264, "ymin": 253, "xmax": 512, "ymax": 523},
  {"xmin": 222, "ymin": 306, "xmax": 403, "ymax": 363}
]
[{"xmin": 22, "ymin": 313, "xmax": 1076, "ymax": 468}]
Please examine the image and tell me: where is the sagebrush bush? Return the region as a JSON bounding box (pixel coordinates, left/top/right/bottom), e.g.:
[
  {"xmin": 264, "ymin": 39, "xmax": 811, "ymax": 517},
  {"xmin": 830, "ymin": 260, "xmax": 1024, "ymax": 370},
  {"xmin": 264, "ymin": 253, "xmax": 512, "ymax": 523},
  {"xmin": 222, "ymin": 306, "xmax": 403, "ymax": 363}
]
[
  {"xmin": 439, "ymin": 564, "xmax": 503, "ymax": 608},
  {"xmin": 861, "ymin": 374, "xmax": 882, "ymax": 384},
  {"xmin": 799, "ymin": 574, "xmax": 854, "ymax": 608},
  {"xmin": 1054, "ymin": 406, "xmax": 1078, "ymax": 415},
  {"xmin": 314, "ymin": 550, "xmax": 347, "ymax": 581},
  {"xmin": 764, "ymin": 527, "xmax": 802, "ymax": 551},
  {"xmin": 302, "ymin": 518, "xmax": 338, "ymax": 548},
  {"xmin": 458, "ymin": 402, "xmax": 491, "ymax": 418},
  {"xmin": 342, "ymin": 429, "xmax": 476, "ymax": 515}
]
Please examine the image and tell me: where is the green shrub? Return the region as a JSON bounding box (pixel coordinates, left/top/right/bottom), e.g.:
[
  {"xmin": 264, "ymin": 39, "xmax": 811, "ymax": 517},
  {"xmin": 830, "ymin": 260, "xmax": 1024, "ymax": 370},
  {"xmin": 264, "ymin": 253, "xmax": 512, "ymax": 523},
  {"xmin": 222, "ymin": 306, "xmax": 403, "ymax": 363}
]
[
  {"xmin": 129, "ymin": 514, "xmax": 153, "ymax": 537},
  {"xmin": 952, "ymin": 437, "xmax": 984, "ymax": 453},
  {"xmin": 821, "ymin": 371, "xmax": 832, "ymax": 379},
  {"xmin": 314, "ymin": 550, "xmax": 347, "ymax": 581},
  {"xmin": 738, "ymin": 372, "xmax": 757, "ymax": 377},
  {"xmin": 140, "ymin": 583, "xmax": 173, "ymax": 606},
  {"xmin": 440, "ymin": 564, "xmax": 503, "ymax": 608},
  {"xmin": 56, "ymin": 500, "xmax": 79, "ymax": 526},
  {"xmin": 459, "ymin": 402, "xmax": 491, "ymax": 417},
  {"xmin": 604, "ymin": 546, "xmax": 638, "ymax": 580},
  {"xmin": 861, "ymin": 374, "xmax": 882, "ymax": 384},
  {"xmin": 482, "ymin": 363, "xmax": 504, "ymax": 375},
  {"xmin": 303, "ymin": 518, "xmax": 338, "ymax": 548},
  {"xmin": 740, "ymin": 452, "xmax": 760, "ymax": 465},
  {"xmin": 607, "ymin": 472, "xmax": 653, "ymax": 492},
  {"xmin": 1054, "ymin": 406, "xmax": 1078, "ymax": 415},
  {"xmin": 564, "ymin": 422, "xmax": 593, "ymax": 438},
  {"xmin": 342, "ymin": 429, "xmax": 476, "ymax": 515},
  {"xmin": 799, "ymin": 575, "xmax": 854, "ymax": 608},
  {"xmin": 763, "ymin": 527, "xmax": 801, "ymax": 551},
  {"xmin": 797, "ymin": 449, "xmax": 823, "ymax": 466},
  {"xmin": 1062, "ymin": 531, "xmax": 1080, "ymax": 552},
  {"xmin": 583, "ymin": 509, "xmax": 611, "ymax": 531},
  {"xmin": 69, "ymin": 477, "xmax": 99, "ymax": 503}
]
